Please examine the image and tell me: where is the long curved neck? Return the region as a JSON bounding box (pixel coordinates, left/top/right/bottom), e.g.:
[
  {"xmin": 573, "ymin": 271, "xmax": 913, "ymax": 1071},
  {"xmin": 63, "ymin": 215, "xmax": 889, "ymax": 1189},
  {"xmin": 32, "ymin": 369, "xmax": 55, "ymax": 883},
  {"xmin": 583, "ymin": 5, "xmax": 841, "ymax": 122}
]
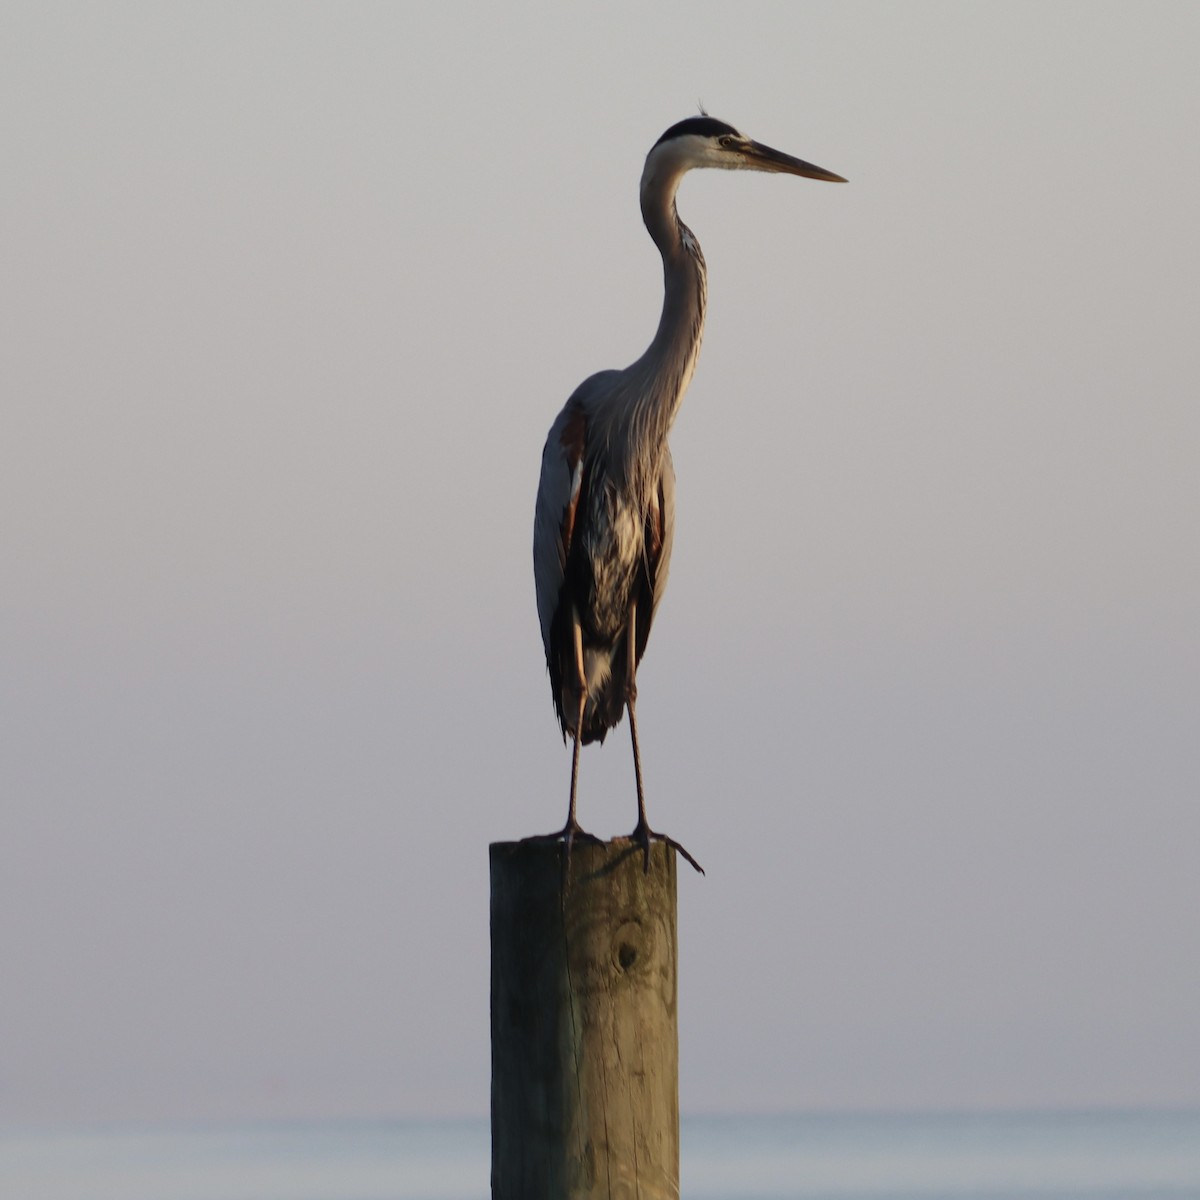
[
  {"xmin": 642, "ymin": 186, "xmax": 708, "ymax": 378},
  {"xmin": 622, "ymin": 170, "xmax": 708, "ymax": 457}
]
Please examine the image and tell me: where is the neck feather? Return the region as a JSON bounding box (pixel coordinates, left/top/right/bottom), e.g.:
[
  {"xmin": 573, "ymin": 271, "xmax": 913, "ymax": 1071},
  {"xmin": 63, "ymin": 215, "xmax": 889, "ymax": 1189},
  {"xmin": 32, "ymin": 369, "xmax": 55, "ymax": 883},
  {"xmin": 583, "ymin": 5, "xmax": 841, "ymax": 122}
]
[{"xmin": 605, "ymin": 172, "xmax": 707, "ymax": 478}]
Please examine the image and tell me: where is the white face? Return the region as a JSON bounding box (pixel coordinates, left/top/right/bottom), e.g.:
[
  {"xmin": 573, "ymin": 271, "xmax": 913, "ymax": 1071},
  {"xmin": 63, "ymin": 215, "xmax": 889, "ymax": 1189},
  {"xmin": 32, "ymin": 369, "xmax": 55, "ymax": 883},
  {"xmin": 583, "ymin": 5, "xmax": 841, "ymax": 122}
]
[
  {"xmin": 639, "ymin": 130, "xmax": 754, "ymax": 202},
  {"xmin": 640, "ymin": 126, "xmax": 845, "ymax": 199},
  {"xmin": 643, "ymin": 130, "xmax": 750, "ymax": 181}
]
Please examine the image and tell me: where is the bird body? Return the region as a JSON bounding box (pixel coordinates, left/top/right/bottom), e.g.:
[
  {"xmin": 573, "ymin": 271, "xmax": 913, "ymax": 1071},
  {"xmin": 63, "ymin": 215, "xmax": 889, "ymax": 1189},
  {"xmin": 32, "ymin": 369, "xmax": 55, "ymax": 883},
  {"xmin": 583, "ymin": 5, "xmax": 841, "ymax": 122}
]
[
  {"xmin": 531, "ymin": 116, "xmax": 844, "ymax": 867},
  {"xmin": 534, "ymin": 378, "xmax": 678, "ymax": 743}
]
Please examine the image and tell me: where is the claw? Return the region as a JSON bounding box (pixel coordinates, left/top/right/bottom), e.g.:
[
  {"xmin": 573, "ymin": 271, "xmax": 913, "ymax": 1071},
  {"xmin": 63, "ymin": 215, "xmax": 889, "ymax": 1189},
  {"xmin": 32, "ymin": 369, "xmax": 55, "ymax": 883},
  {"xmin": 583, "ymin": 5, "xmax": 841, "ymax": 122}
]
[
  {"xmin": 521, "ymin": 819, "xmax": 603, "ymax": 883},
  {"xmin": 630, "ymin": 820, "xmax": 705, "ymax": 875},
  {"xmin": 521, "ymin": 819, "xmax": 601, "ymax": 847}
]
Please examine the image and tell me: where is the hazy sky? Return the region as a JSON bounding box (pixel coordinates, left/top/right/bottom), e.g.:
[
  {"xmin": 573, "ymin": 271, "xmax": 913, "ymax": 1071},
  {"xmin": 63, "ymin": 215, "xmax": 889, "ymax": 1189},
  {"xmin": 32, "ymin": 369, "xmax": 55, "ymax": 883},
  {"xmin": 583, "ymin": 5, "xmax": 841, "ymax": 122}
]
[{"xmin": 2, "ymin": 2, "xmax": 1197, "ymax": 1127}]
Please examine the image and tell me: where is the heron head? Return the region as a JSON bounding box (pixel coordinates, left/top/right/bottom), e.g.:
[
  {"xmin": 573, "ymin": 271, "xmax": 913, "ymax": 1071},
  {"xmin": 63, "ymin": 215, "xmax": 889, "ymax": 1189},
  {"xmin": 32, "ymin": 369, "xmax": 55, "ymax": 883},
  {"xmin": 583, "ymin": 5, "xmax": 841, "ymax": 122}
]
[{"xmin": 643, "ymin": 116, "xmax": 846, "ymax": 191}]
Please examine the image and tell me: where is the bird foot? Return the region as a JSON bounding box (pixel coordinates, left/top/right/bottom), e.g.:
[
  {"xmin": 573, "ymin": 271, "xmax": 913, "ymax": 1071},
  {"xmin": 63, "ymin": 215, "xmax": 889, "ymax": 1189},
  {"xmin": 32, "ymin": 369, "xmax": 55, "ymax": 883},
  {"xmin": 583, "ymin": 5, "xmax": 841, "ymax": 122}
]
[
  {"xmin": 628, "ymin": 819, "xmax": 705, "ymax": 876},
  {"xmin": 521, "ymin": 820, "xmax": 604, "ymax": 878},
  {"xmin": 523, "ymin": 816, "xmax": 604, "ymax": 883}
]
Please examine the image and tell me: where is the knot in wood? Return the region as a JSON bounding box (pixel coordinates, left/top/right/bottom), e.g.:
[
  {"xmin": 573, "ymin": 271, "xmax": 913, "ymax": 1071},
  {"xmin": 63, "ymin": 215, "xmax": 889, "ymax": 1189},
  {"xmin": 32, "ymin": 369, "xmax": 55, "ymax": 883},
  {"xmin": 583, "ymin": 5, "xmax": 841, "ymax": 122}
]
[{"xmin": 613, "ymin": 919, "xmax": 646, "ymax": 975}]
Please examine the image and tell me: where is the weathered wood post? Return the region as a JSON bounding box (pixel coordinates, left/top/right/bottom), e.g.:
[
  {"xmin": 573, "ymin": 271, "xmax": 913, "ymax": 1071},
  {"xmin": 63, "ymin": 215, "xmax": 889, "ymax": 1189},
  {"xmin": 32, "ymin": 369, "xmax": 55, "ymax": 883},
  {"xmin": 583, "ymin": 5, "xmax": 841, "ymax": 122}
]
[{"xmin": 490, "ymin": 838, "xmax": 679, "ymax": 1199}]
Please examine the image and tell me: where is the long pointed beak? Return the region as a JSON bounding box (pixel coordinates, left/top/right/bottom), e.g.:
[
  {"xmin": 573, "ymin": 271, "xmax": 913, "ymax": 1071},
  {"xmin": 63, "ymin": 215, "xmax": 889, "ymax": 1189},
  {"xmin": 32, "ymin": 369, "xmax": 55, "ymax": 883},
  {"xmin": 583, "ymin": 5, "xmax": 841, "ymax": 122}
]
[{"xmin": 745, "ymin": 139, "xmax": 847, "ymax": 183}]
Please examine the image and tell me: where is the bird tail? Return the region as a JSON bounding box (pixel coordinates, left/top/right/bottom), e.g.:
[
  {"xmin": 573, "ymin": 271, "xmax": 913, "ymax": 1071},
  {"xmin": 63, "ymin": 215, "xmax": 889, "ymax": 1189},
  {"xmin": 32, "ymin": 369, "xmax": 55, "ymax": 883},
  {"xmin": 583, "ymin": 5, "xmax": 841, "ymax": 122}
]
[
  {"xmin": 554, "ymin": 642, "xmax": 628, "ymax": 745},
  {"xmin": 582, "ymin": 643, "xmax": 629, "ymax": 744}
]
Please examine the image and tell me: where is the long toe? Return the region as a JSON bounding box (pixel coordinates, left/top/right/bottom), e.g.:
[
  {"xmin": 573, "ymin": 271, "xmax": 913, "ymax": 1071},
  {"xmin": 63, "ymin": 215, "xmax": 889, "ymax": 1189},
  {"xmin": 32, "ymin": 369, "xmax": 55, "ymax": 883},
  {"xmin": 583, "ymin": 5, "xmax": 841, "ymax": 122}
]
[
  {"xmin": 629, "ymin": 822, "xmax": 705, "ymax": 876},
  {"xmin": 521, "ymin": 820, "xmax": 602, "ymax": 847}
]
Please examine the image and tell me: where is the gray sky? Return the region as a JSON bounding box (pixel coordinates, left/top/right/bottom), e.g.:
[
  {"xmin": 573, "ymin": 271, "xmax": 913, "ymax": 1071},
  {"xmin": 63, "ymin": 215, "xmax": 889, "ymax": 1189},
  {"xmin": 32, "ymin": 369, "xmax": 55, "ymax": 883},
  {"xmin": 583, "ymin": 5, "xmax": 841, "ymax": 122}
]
[{"xmin": 2, "ymin": 2, "xmax": 1197, "ymax": 1126}]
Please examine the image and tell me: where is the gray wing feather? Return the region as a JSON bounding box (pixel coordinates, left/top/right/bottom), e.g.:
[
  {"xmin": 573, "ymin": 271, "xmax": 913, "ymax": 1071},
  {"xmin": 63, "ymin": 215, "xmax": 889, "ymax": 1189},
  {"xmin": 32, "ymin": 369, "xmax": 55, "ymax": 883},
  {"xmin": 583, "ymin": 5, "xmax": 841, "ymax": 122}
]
[
  {"xmin": 533, "ymin": 372, "xmax": 623, "ymax": 661},
  {"xmin": 533, "ymin": 408, "xmax": 577, "ymax": 661}
]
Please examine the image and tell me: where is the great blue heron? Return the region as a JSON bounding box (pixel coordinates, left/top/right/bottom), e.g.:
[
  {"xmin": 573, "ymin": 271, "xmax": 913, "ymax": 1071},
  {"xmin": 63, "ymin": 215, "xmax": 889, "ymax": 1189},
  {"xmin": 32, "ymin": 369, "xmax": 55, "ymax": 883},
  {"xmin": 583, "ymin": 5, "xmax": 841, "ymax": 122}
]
[{"xmin": 533, "ymin": 115, "xmax": 845, "ymax": 872}]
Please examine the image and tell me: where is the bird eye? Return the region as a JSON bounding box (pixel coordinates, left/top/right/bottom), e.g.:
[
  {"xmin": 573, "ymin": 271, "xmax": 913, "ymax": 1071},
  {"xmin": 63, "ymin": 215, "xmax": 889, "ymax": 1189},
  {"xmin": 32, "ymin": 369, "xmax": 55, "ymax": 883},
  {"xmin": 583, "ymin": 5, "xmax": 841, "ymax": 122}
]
[{"xmin": 718, "ymin": 135, "xmax": 735, "ymax": 148}]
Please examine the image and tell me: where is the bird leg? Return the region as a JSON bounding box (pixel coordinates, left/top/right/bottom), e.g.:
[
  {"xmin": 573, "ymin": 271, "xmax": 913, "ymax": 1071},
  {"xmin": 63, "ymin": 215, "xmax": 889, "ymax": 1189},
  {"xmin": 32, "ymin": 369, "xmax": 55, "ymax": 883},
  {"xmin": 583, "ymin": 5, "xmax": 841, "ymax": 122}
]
[
  {"xmin": 625, "ymin": 601, "xmax": 704, "ymax": 876},
  {"xmin": 525, "ymin": 606, "xmax": 601, "ymax": 869},
  {"xmin": 559, "ymin": 681, "xmax": 599, "ymax": 853},
  {"xmin": 564, "ymin": 607, "xmax": 601, "ymax": 844}
]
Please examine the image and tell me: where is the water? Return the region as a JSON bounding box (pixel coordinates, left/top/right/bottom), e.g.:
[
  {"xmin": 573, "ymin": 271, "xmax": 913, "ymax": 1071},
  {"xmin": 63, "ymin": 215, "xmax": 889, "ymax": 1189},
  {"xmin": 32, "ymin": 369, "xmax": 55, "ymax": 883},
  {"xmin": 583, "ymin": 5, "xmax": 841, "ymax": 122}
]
[
  {"xmin": 682, "ymin": 1110, "xmax": 1200, "ymax": 1199},
  {"xmin": 2, "ymin": 1109, "xmax": 1198, "ymax": 1200}
]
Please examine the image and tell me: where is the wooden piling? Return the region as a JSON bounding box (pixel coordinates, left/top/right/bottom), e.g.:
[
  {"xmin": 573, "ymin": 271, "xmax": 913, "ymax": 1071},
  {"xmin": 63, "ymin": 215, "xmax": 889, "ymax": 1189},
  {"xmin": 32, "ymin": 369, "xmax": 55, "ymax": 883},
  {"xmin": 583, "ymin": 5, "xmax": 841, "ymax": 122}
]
[{"xmin": 490, "ymin": 839, "xmax": 679, "ymax": 1199}]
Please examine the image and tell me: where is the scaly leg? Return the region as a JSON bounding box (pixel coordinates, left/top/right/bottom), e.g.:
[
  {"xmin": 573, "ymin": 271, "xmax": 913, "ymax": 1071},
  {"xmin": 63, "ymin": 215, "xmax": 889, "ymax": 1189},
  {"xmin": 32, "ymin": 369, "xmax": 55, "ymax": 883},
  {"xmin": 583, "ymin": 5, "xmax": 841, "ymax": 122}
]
[
  {"xmin": 625, "ymin": 601, "xmax": 704, "ymax": 875},
  {"xmin": 562, "ymin": 677, "xmax": 589, "ymax": 849},
  {"xmin": 525, "ymin": 605, "xmax": 600, "ymax": 868}
]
